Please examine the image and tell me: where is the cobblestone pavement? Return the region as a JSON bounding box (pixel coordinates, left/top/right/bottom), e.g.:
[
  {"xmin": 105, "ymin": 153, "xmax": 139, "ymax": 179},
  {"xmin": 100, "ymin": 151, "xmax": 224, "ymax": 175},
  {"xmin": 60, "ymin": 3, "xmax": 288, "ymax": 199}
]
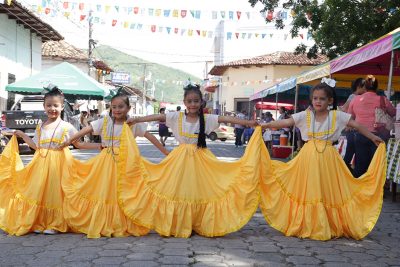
[{"xmin": 3, "ymin": 137, "xmax": 400, "ymax": 267}]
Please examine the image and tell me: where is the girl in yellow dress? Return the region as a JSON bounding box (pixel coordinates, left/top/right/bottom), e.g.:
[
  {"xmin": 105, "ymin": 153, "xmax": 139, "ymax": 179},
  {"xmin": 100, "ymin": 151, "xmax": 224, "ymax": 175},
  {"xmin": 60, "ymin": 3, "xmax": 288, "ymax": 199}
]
[
  {"xmin": 260, "ymin": 79, "xmax": 386, "ymax": 240},
  {"xmin": 62, "ymin": 93, "xmax": 168, "ymax": 238},
  {"xmin": 120, "ymin": 83, "xmax": 260, "ymax": 238},
  {"xmin": 0, "ymin": 87, "xmax": 95, "ymax": 235}
]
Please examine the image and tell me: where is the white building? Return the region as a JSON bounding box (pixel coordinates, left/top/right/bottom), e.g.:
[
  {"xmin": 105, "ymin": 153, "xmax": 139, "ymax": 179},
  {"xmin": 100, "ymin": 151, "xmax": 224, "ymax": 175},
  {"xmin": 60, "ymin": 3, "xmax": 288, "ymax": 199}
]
[{"xmin": 0, "ymin": 0, "xmax": 62, "ymax": 111}]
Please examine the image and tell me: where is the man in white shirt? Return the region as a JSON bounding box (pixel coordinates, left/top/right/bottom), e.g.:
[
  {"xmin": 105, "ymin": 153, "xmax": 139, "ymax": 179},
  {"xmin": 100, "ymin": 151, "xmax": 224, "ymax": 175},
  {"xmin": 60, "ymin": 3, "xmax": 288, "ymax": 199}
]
[{"xmin": 234, "ymin": 110, "xmax": 246, "ymax": 147}]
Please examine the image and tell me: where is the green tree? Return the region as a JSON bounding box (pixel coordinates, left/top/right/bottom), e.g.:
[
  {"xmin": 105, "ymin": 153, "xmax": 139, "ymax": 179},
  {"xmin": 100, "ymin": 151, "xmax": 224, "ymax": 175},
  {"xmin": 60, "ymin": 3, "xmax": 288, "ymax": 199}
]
[{"xmin": 249, "ymin": 0, "xmax": 400, "ymax": 59}]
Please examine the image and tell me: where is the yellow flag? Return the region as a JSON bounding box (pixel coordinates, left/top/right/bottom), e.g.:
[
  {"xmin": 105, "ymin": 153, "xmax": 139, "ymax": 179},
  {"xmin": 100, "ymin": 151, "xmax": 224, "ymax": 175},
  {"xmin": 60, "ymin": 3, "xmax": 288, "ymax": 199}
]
[{"xmin": 7, "ymin": 0, "xmax": 12, "ymax": 5}]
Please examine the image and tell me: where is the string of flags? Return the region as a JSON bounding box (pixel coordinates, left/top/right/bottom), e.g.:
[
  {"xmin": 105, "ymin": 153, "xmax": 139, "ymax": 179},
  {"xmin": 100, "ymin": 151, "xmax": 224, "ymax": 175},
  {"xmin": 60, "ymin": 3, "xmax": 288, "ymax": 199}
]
[
  {"xmin": 35, "ymin": 0, "xmax": 293, "ymax": 22},
  {"xmin": 127, "ymin": 76, "xmax": 284, "ymax": 88}
]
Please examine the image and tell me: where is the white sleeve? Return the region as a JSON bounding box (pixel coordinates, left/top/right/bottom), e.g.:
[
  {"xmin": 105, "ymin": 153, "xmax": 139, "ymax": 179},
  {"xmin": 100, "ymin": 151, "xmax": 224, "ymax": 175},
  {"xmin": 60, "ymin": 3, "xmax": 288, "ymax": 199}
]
[
  {"xmin": 205, "ymin": 114, "xmax": 220, "ymax": 134},
  {"xmin": 90, "ymin": 118, "xmax": 104, "ymax": 135},
  {"xmin": 291, "ymin": 111, "xmax": 306, "ymax": 129},
  {"xmin": 132, "ymin": 122, "xmax": 147, "ymax": 137},
  {"xmin": 65, "ymin": 122, "xmax": 78, "ymax": 140},
  {"xmin": 32, "ymin": 124, "xmax": 40, "ymax": 145},
  {"xmin": 337, "ymin": 111, "xmax": 351, "ymax": 129},
  {"xmin": 166, "ymin": 112, "xmax": 179, "ymax": 128}
]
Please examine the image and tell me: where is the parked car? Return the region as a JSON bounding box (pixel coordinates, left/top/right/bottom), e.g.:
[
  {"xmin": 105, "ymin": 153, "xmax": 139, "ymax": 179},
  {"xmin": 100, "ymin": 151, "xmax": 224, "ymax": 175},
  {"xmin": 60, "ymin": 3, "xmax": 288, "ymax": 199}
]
[
  {"xmin": 147, "ymin": 121, "xmax": 173, "ymax": 137},
  {"xmin": 208, "ymin": 124, "xmax": 235, "ymax": 141}
]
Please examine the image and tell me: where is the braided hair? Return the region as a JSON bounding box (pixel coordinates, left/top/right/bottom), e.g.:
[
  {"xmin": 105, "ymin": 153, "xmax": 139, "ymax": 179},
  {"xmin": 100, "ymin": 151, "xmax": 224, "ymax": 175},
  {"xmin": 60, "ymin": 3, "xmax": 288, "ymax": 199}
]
[{"xmin": 183, "ymin": 84, "xmax": 207, "ymax": 148}]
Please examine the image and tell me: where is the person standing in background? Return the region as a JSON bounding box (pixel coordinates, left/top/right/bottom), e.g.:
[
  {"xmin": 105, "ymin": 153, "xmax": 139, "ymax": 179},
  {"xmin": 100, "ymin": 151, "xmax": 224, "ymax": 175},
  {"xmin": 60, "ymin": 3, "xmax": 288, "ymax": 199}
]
[{"xmin": 234, "ymin": 110, "xmax": 246, "ymax": 147}]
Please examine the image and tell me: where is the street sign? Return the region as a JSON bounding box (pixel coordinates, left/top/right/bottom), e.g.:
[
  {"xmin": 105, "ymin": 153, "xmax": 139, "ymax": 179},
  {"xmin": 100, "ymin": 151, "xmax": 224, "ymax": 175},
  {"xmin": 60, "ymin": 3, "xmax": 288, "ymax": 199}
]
[{"xmin": 111, "ymin": 72, "xmax": 130, "ymax": 84}]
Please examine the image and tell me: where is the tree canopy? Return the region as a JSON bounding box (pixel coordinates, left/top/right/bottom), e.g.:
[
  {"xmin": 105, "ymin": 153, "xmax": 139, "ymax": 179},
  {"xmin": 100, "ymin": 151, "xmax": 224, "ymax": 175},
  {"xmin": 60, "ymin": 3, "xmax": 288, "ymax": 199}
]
[{"xmin": 249, "ymin": 0, "xmax": 400, "ymax": 59}]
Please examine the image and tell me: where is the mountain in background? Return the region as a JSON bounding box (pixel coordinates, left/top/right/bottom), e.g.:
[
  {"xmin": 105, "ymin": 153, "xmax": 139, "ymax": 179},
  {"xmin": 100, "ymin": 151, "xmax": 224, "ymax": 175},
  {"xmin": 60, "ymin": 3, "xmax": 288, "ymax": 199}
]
[{"xmin": 92, "ymin": 45, "xmax": 201, "ymax": 103}]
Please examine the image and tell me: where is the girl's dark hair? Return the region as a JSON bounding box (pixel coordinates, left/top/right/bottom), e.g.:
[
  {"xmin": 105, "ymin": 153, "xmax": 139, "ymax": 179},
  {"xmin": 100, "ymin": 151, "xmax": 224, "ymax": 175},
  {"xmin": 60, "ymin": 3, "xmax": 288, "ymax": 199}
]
[
  {"xmin": 159, "ymin": 107, "xmax": 165, "ymax": 113},
  {"xmin": 44, "ymin": 86, "xmax": 65, "ymax": 102},
  {"xmin": 183, "ymin": 84, "xmax": 206, "ymax": 148},
  {"xmin": 365, "ymin": 75, "xmax": 378, "ymax": 91},
  {"xmin": 109, "ymin": 92, "xmax": 130, "ymax": 118},
  {"xmin": 351, "ymin": 78, "xmax": 366, "ymax": 93},
  {"xmin": 310, "ymin": 83, "xmax": 338, "ymax": 110}
]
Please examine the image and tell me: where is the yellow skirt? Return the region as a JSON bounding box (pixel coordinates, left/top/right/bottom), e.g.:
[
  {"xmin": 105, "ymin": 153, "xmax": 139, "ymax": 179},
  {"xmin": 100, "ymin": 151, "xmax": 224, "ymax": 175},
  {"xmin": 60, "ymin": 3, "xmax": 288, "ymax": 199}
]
[
  {"xmin": 0, "ymin": 136, "xmax": 70, "ymax": 235},
  {"xmin": 259, "ymin": 140, "xmax": 386, "ymax": 240},
  {"xmin": 118, "ymin": 125, "xmax": 262, "ymax": 238},
  {"xmin": 63, "ymin": 147, "xmax": 150, "ymax": 238}
]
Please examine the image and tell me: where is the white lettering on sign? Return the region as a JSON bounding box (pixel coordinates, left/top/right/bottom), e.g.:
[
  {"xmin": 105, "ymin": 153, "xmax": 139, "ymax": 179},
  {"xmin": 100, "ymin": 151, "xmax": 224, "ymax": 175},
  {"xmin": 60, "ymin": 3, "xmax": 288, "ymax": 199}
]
[{"xmin": 15, "ymin": 119, "xmax": 42, "ymax": 125}]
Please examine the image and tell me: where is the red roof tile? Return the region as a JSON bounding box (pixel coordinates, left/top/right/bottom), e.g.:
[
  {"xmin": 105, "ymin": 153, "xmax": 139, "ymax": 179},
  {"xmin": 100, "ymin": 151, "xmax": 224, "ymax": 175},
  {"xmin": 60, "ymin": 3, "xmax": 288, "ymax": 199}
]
[{"xmin": 209, "ymin": 51, "xmax": 328, "ymax": 76}]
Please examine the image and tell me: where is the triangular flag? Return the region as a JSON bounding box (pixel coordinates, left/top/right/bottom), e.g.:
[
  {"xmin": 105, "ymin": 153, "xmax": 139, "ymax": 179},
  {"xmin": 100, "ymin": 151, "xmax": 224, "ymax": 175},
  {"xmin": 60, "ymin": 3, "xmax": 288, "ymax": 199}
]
[
  {"xmin": 220, "ymin": 11, "xmax": 225, "ymax": 18},
  {"xmin": 174, "ymin": 28, "xmax": 179, "ymax": 34},
  {"xmin": 255, "ymin": 33, "xmax": 259, "ymax": 38},
  {"xmin": 164, "ymin": 10, "xmax": 171, "ymax": 17},
  {"xmin": 284, "ymin": 34, "xmax": 288, "ymax": 40},
  {"xmin": 270, "ymin": 34, "xmax": 273, "ymax": 38},
  {"xmin": 212, "ymin": 11, "xmax": 218, "ymax": 19},
  {"xmin": 105, "ymin": 5, "xmax": 111, "ymax": 13},
  {"xmin": 195, "ymin": 10, "xmax": 201, "ymax": 19},
  {"xmin": 229, "ymin": 11, "xmax": 234, "ymax": 20},
  {"xmin": 151, "ymin": 25, "xmax": 156, "ymax": 32},
  {"xmin": 79, "ymin": 3, "xmax": 84, "ymax": 10},
  {"xmin": 148, "ymin": 8, "xmax": 154, "ymax": 16},
  {"xmin": 137, "ymin": 24, "xmax": 143, "ymax": 30},
  {"xmin": 45, "ymin": 7, "xmax": 50, "ymax": 14},
  {"xmin": 207, "ymin": 31, "xmax": 213, "ymax": 38},
  {"xmin": 262, "ymin": 33, "xmax": 267, "ymax": 39},
  {"xmin": 64, "ymin": 12, "xmax": 70, "ymax": 18},
  {"xmin": 130, "ymin": 23, "xmax": 136, "ymax": 29},
  {"xmin": 166, "ymin": 27, "xmax": 171, "ymax": 34},
  {"xmin": 247, "ymin": 33, "xmax": 252, "ymax": 39},
  {"xmin": 181, "ymin": 10, "xmax": 187, "ymax": 18},
  {"xmin": 112, "ymin": 19, "xmax": 117, "ymax": 26},
  {"xmin": 115, "ymin": 6, "xmax": 119, "ymax": 13},
  {"xmin": 63, "ymin": 2, "xmax": 68, "ymax": 9},
  {"xmin": 181, "ymin": 29, "xmax": 186, "ymax": 35},
  {"xmin": 201, "ymin": 30, "xmax": 207, "ymax": 37},
  {"xmin": 96, "ymin": 4, "xmax": 101, "ymax": 12},
  {"xmin": 133, "ymin": 7, "xmax": 139, "ymax": 14},
  {"xmin": 80, "ymin": 14, "xmax": 86, "ymax": 21},
  {"xmin": 246, "ymin": 12, "xmax": 250, "ymax": 19},
  {"xmin": 155, "ymin": 9, "xmax": 161, "ymax": 16},
  {"xmin": 299, "ymin": 34, "xmax": 304, "ymax": 39},
  {"xmin": 307, "ymin": 32, "xmax": 312, "ymax": 40},
  {"xmin": 124, "ymin": 21, "xmax": 129, "ymax": 28},
  {"xmin": 188, "ymin": 29, "xmax": 193, "ymax": 36},
  {"xmin": 241, "ymin": 33, "xmax": 246, "ymax": 39},
  {"xmin": 190, "ymin": 10, "xmax": 195, "ymax": 18},
  {"xmin": 127, "ymin": 7, "xmax": 132, "ymax": 14},
  {"xmin": 158, "ymin": 26, "xmax": 163, "ymax": 33},
  {"xmin": 196, "ymin": 30, "xmax": 201, "ymax": 36},
  {"xmin": 173, "ymin": 9, "xmax": 179, "ymax": 17},
  {"xmin": 267, "ymin": 11, "xmax": 273, "ymax": 21},
  {"xmin": 37, "ymin": 5, "xmax": 43, "ymax": 13},
  {"xmin": 237, "ymin": 11, "xmax": 241, "ymax": 20},
  {"xmin": 235, "ymin": 33, "xmax": 239, "ymax": 39}
]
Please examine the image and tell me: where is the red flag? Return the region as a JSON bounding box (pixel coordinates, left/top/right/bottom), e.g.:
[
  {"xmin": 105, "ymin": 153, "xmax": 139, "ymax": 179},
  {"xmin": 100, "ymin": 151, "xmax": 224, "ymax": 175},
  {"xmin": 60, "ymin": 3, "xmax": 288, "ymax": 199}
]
[
  {"xmin": 80, "ymin": 14, "xmax": 86, "ymax": 21},
  {"xmin": 237, "ymin": 11, "xmax": 241, "ymax": 20},
  {"xmin": 151, "ymin": 25, "xmax": 156, "ymax": 32},
  {"xmin": 299, "ymin": 34, "xmax": 304, "ymax": 39},
  {"xmin": 134, "ymin": 7, "xmax": 139, "ymax": 14},
  {"xmin": 196, "ymin": 30, "xmax": 200, "ymax": 36},
  {"xmin": 112, "ymin": 20, "xmax": 117, "ymax": 27},
  {"xmin": 174, "ymin": 28, "xmax": 179, "ymax": 34},
  {"xmin": 181, "ymin": 10, "xmax": 187, "ymax": 18},
  {"xmin": 63, "ymin": 2, "xmax": 69, "ymax": 9},
  {"xmin": 45, "ymin": 8, "xmax": 50, "ymax": 14},
  {"xmin": 235, "ymin": 33, "xmax": 239, "ymax": 39},
  {"xmin": 267, "ymin": 10, "xmax": 273, "ymax": 21},
  {"xmin": 79, "ymin": 3, "xmax": 84, "ymax": 10}
]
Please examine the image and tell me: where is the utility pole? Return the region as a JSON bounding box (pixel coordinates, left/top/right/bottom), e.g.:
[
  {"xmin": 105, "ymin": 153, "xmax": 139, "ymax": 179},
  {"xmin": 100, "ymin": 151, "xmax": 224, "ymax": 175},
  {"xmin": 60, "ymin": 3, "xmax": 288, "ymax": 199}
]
[
  {"xmin": 142, "ymin": 64, "xmax": 147, "ymax": 115},
  {"xmin": 88, "ymin": 9, "xmax": 94, "ymax": 76}
]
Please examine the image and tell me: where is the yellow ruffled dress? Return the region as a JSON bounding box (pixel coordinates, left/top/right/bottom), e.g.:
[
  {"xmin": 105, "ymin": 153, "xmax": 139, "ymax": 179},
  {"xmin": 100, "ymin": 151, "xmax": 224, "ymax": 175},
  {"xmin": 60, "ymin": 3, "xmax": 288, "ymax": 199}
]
[
  {"xmin": 259, "ymin": 110, "xmax": 386, "ymax": 240},
  {"xmin": 118, "ymin": 112, "xmax": 262, "ymax": 238},
  {"xmin": 63, "ymin": 116, "xmax": 149, "ymax": 238},
  {"xmin": 0, "ymin": 122, "xmax": 76, "ymax": 235}
]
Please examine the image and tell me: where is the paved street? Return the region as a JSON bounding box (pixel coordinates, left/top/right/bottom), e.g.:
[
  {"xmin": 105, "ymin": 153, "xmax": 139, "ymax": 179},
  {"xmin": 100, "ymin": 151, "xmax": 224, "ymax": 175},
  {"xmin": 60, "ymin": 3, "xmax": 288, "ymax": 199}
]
[{"xmin": 2, "ymin": 137, "xmax": 400, "ymax": 267}]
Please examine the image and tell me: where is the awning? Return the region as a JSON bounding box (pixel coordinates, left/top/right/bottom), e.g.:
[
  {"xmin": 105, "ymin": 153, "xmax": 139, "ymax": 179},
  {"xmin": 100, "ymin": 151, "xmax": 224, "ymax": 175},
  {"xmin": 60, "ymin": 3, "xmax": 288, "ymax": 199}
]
[
  {"xmin": 249, "ymin": 77, "xmax": 297, "ymax": 101},
  {"xmin": 296, "ymin": 63, "xmax": 331, "ymax": 84},
  {"xmin": 6, "ymin": 62, "xmax": 110, "ymax": 99}
]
